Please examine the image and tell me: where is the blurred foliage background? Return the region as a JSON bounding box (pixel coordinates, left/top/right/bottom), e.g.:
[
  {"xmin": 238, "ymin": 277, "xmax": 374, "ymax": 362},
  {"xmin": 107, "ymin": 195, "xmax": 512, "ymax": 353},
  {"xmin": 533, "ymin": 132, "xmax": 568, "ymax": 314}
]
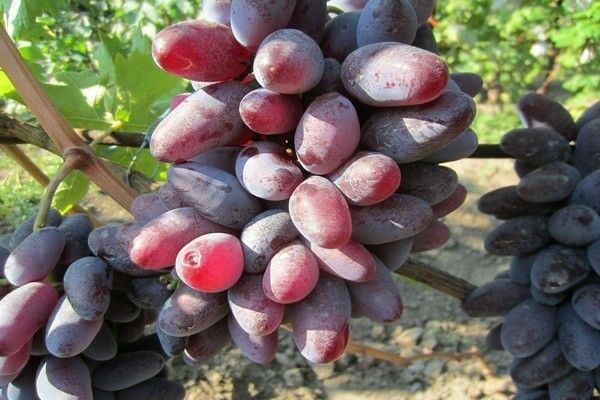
[{"xmin": 0, "ymin": 0, "xmax": 598, "ymax": 226}]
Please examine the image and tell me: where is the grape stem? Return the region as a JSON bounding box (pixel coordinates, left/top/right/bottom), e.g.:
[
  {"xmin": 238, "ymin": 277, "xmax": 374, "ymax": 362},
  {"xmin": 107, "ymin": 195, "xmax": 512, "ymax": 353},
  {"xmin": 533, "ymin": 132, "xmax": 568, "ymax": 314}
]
[
  {"xmin": 326, "ymin": 5, "xmax": 345, "ymax": 15},
  {"xmin": 33, "ymin": 149, "xmax": 85, "ymax": 230}
]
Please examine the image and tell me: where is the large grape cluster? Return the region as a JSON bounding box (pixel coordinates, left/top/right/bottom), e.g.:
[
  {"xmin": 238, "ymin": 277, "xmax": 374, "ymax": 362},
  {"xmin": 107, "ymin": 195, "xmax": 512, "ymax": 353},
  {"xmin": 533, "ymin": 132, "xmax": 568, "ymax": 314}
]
[
  {"xmin": 463, "ymin": 94, "xmax": 600, "ymax": 399},
  {"xmin": 0, "ymin": 0, "xmax": 483, "ymax": 397}
]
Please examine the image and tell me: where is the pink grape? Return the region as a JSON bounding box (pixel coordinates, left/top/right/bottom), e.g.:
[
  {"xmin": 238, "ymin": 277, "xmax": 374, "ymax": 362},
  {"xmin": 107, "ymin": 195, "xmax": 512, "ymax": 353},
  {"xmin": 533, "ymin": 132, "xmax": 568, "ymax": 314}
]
[
  {"xmin": 230, "ymin": 0, "xmax": 297, "ymax": 52},
  {"xmin": 235, "ymin": 141, "xmax": 304, "ymax": 201},
  {"xmin": 346, "ymin": 254, "xmax": 403, "ymax": 324},
  {"xmin": 253, "ymin": 29, "xmax": 324, "ymax": 94},
  {"xmin": 341, "ymin": 42, "xmax": 449, "ymax": 107},
  {"xmin": 149, "ymin": 81, "xmax": 250, "ymax": 163},
  {"xmin": 327, "ymin": 151, "xmax": 401, "ymax": 206},
  {"xmin": 240, "ymin": 209, "xmax": 300, "ymax": 274},
  {"xmin": 350, "ymin": 194, "xmax": 433, "ymax": 245},
  {"xmin": 129, "ymin": 207, "xmax": 234, "ymax": 270},
  {"xmin": 175, "ymin": 233, "xmax": 244, "ymax": 293},
  {"xmin": 0, "ymin": 282, "xmax": 58, "ymax": 357},
  {"xmin": 0, "ymin": 340, "xmax": 31, "ymax": 376},
  {"xmin": 227, "ymin": 315, "xmax": 278, "ymax": 364},
  {"xmin": 289, "ymin": 273, "xmax": 351, "ymax": 363},
  {"xmin": 228, "ymin": 273, "xmax": 285, "ymax": 336},
  {"xmin": 239, "ymin": 88, "xmax": 304, "ymax": 134},
  {"xmin": 302, "ymin": 237, "xmax": 376, "ymax": 282},
  {"xmin": 295, "ymin": 92, "xmax": 360, "ymax": 175},
  {"xmin": 263, "ymin": 239, "xmax": 320, "ymax": 304},
  {"xmin": 167, "ymin": 162, "xmax": 263, "ymax": 229},
  {"xmin": 151, "ymin": 20, "xmax": 250, "ymax": 81},
  {"xmin": 288, "ymin": 176, "xmax": 352, "ymax": 249}
]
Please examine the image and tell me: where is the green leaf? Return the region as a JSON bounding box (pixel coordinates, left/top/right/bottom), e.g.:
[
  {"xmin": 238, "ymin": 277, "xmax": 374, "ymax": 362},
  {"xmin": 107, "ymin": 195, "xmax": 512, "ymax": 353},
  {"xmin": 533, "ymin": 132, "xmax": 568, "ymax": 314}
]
[
  {"xmin": 42, "ymin": 70, "xmax": 114, "ymax": 130},
  {"xmin": 98, "ymin": 146, "xmax": 168, "ymax": 181},
  {"xmin": 2, "ymin": 0, "xmax": 66, "ymax": 38},
  {"xmin": 52, "ymin": 170, "xmax": 90, "ymax": 214},
  {"xmin": 0, "ymin": 70, "xmax": 20, "ymax": 101},
  {"xmin": 113, "ymin": 49, "xmax": 186, "ymax": 129}
]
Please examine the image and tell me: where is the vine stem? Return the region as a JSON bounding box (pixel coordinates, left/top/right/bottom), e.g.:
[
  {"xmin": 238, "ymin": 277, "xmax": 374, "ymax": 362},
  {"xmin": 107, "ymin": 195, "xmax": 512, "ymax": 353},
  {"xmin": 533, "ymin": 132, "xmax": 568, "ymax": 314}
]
[
  {"xmin": 33, "ymin": 150, "xmax": 84, "ymax": 230},
  {"xmin": 0, "ymin": 23, "xmax": 137, "ymax": 213}
]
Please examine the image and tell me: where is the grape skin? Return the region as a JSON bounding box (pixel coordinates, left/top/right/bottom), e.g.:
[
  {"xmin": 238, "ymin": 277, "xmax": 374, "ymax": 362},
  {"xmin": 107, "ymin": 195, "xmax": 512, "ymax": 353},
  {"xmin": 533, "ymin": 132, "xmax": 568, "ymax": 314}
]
[
  {"xmin": 517, "ymin": 92, "xmax": 578, "ymax": 141},
  {"xmin": 253, "ymin": 29, "xmax": 324, "ymax": 94},
  {"xmin": 63, "ymin": 256, "xmax": 112, "ymax": 321},
  {"xmin": 548, "ymin": 204, "xmax": 600, "ymax": 247},
  {"xmin": 327, "ymin": 151, "xmax": 401, "ymax": 206},
  {"xmin": 45, "ymin": 295, "xmax": 103, "ymax": 358},
  {"xmin": 157, "ymin": 283, "xmax": 229, "ymax": 337},
  {"xmin": 36, "ymin": 355, "xmax": 93, "ymax": 400},
  {"xmin": 227, "ymin": 314, "xmax": 278, "ymax": 364},
  {"xmin": 149, "ymin": 81, "xmax": 250, "ymax": 163},
  {"xmin": 356, "ymin": 0, "xmax": 417, "ymax": 47},
  {"xmin": 461, "ymin": 279, "xmax": 531, "ymax": 318},
  {"xmin": 239, "ymin": 89, "xmax": 304, "ymax": 135},
  {"xmin": 289, "ymin": 273, "xmax": 351, "ymax": 363},
  {"xmin": 397, "ymin": 163, "xmax": 458, "ymax": 205},
  {"xmin": 346, "ymin": 254, "xmax": 403, "ymax": 324},
  {"xmin": 227, "ymin": 273, "xmax": 284, "ymax": 336},
  {"xmin": 175, "ymin": 233, "xmax": 244, "ymax": 293},
  {"xmin": 230, "ymin": 0, "xmax": 297, "ymax": 52},
  {"xmin": 350, "ymin": 194, "xmax": 433, "ymax": 245},
  {"xmin": 183, "ymin": 317, "xmax": 231, "ymax": 366},
  {"xmin": 295, "ymin": 92, "xmax": 361, "ymax": 175},
  {"xmin": 361, "ymin": 90, "xmax": 476, "ymax": 163},
  {"xmin": 0, "ymin": 282, "xmax": 58, "ymax": 357},
  {"xmin": 4, "ymin": 226, "xmax": 65, "ymax": 286},
  {"xmin": 289, "ymin": 176, "xmax": 352, "ymax": 249},
  {"xmin": 151, "ymin": 20, "xmax": 249, "ymax": 82},
  {"xmin": 320, "ymin": 11, "xmax": 360, "ymax": 62},
  {"xmin": 263, "ymin": 239, "xmax": 320, "ymax": 304},
  {"xmin": 341, "ymin": 42, "xmax": 449, "ymax": 107},
  {"xmin": 557, "ymin": 302, "xmax": 600, "ymax": 371},
  {"xmin": 91, "ymin": 351, "xmax": 165, "ymax": 391}
]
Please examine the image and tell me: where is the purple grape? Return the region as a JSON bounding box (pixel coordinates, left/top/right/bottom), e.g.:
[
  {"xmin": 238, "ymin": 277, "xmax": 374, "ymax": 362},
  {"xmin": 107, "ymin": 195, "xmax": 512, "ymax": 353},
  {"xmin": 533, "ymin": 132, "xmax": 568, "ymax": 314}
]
[
  {"xmin": 91, "ymin": 351, "xmax": 165, "ymax": 391},
  {"xmin": 63, "ymin": 256, "xmax": 112, "ymax": 321},
  {"xmin": 320, "ymin": 11, "xmax": 360, "ymax": 62},
  {"xmin": 548, "ymin": 204, "xmax": 600, "ymax": 247},
  {"xmin": 557, "ymin": 302, "xmax": 600, "ymax": 370},
  {"xmin": 510, "ymin": 338, "xmax": 573, "ymax": 388},
  {"xmin": 183, "ymin": 317, "xmax": 231, "ymax": 366},
  {"xmin": 483, "ymin": 215, "xmax": 551, "ymax": 256},
  {"xmin": 114, "ymin": 378, "xmax": 186, "ymax": 400},
  {"xmin": 461, "ymin": 279, "xmax": 531, "ymax": 317},
  {"xmin": 516, "ymin": 161, "xmax": 581, "ymax": 203},
  {"xmin": 57, "ymin": 213, "xmax": 94, "ymax": 267},
  {"xmin": 356, "ymin": 0, "xmax": 417, "ymax": 46},
  {"xmin": 530, "ymin": 245, "xmax": 590, "ymax": 294},
  {"xmin": 227, "ymin": 314, "xmax": 278, "ymax": 364}
]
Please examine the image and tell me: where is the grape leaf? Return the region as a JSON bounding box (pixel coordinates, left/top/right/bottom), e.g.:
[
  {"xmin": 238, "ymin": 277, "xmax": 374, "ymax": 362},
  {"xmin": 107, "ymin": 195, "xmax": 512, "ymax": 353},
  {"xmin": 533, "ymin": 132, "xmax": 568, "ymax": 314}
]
[
  {"xmin": 52, "ymin": 170, "xmax": 90, "ymax": 214},
  {"xmin": 113, "ymin": 49, "xmax": 186, "ymax": 129},
  {"xmin": 2, "ymin": 0, "xmax": 66, "ymax": 38}
]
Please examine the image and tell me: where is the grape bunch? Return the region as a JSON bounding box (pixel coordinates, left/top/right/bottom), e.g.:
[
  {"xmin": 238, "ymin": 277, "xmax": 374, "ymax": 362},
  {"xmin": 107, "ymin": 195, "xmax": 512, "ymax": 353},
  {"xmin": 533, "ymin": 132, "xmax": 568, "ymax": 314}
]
[
  {"xmin": 462, "ymin": 94, "xmax": 600, "ymax": 399},
  {"xmin": 0, "ymin": 212, "xmax": 184, "ymax": 399},
  {"xmin": 0, "ymin": 0, "xmax": 483, "ymax": 397},
  {"xmin": 121, "ymin": 0, "xmax": 479, "ymax": 368}
]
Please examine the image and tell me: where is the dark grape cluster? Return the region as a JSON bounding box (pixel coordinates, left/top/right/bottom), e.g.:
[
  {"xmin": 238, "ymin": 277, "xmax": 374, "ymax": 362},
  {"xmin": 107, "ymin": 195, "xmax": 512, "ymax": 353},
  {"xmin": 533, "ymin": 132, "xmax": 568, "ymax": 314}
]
[
  {"xmin": 0, "ymin": 0, "xmax": 484, "ymax": 397},
  {"xmin": 463, "ymin": 94, "xmax": 600, "ymax": 399},
  {"xmin": 0, "ymin": 212, "xmax": 182, "ymax": 399}
]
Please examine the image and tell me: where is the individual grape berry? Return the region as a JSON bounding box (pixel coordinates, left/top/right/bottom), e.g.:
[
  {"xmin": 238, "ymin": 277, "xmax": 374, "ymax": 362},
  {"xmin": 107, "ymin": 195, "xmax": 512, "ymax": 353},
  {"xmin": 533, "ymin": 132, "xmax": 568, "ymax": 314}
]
[
  {"xmin": 341, "ymin": 42, "xmax": 448, "ymax": 107},
  {"xmin": 151, "ymin": 20, "xmax": 250, "ymax": 81},
  {"xmin": 230, "ymin": 0, "xmax": 297, "ymax": 52},
  {"xmin": 295, "ymin": 92, "xmax": 360, "ymax": 175},
  {"xmin": 262, "ymin": 239, "xmax": 319, "ymax": 304},
  {"xmin": 288, "ymin": 176, "xmax": 352, "ymax": 249},
  {"xmin": 253, "ymin": 29, "xmax": 324, "ymax": 94},
  {"xmin": 227, "ymin": 273, "xmax": 284, "ymax": 336},
  {"xmin": 356, "ymin": 0, "xmax": 417, "ymax": 47},
  {"xmin": 175, "ymin": 232, "xmax": 244, "ymax": 293}
]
